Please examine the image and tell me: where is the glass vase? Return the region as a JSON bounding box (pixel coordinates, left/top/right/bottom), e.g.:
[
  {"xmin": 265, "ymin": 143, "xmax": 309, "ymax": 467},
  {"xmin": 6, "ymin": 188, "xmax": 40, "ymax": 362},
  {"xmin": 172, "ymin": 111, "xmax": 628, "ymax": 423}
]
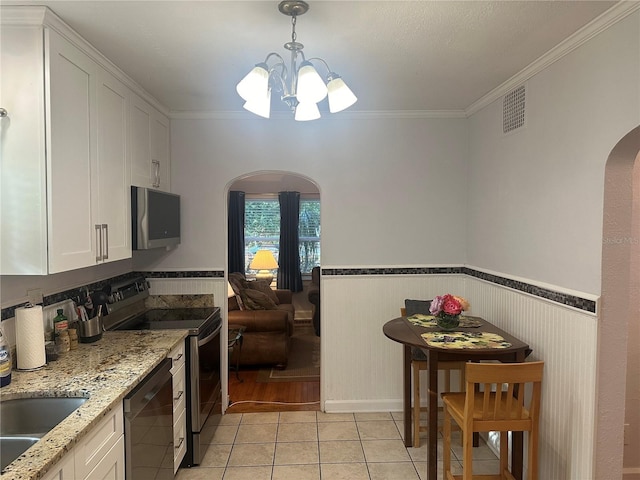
[{"xmin": 436, "ymin": 314, "xmax": 460, "ymax": 331}]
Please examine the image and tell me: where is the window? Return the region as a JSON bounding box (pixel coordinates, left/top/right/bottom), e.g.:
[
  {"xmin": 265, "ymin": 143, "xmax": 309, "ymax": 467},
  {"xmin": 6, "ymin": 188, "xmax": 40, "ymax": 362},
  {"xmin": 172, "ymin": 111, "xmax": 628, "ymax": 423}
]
[
  {"xmin": 244, "ymin": 198, "xmax": 320, "ymax": 274},
  {"xmin": 299, "ymin": 199, "xmax": 320, "ymax": 273}
]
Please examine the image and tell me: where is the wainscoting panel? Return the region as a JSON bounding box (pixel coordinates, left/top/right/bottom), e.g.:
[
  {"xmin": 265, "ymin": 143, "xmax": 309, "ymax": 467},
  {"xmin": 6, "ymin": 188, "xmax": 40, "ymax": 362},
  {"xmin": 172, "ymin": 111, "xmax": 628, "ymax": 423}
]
[
  {"xmin": 321, "ymin": 272, "xmax": 598, "ymax": 479},
  {"xmin": 465, "ymin": 277, "xmax": 598, "ymax": 480},
  {"xmin": 144, "ymin": 271, "xmax": 599, "ymax": 478},
  {"xmin": 321, "ymin": 274, "xmax": 466, "ymax": 412}
]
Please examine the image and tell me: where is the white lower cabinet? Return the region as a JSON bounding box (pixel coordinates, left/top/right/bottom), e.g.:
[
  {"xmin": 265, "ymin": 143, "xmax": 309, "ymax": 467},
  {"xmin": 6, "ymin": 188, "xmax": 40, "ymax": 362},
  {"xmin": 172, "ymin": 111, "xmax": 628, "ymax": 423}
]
[
  {"xmin": 84, "ymin": 436, "xmax": 125, "ymax": 480},
  {"xmin": 75, "ymin": 405, "xmax": 124, "ymax": 479},
  {"xmin": 169, "ymin": 343, "xmax": 187, "ymax": 472},
  {"xmin": 41, "ymin": 450, "xmax": 75, "ymax": 480},
  {"xmin": 41, "ymin": 405, "xmax": 124, "ymax": 480}
]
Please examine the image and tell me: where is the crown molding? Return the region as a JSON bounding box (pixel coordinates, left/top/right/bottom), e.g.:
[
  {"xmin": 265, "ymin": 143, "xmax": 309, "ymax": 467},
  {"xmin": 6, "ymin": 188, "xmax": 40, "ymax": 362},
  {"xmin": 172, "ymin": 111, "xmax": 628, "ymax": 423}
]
[
  {"xmin": 0, "ymin": 5, "xmax": 170, "ymax": 117},
  {"xmin": 465, "ymin": 1, "xmax": 640, "ymax": 117},
  {"xmin": 168, "ymin": 109, "xmax": 467, "ymax": 120},
  {"xmin": 170, "ymin": 2, "xmax": 639, "ymax": 122},
  {"xmin": 0, "ymin": 5, "xmax": 47, "ymax": 25}
]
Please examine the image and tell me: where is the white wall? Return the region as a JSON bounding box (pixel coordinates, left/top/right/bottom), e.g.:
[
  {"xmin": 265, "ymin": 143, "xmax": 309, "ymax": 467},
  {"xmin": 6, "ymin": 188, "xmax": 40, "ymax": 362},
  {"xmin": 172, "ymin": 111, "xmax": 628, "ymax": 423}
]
[
  {"xmin": 468, "ymin": 11, "xmax": 640, "ymax": 480},
  {"xmin": 626, "ymin": 154, "xmax": 640, "ymax": 472},
  {"xmin": 140, "ymin": 116, "xmax": 468, "ymax": 272},
  {"xmin": 467, "ymin": 11, "xmax": 640, "ymax": 296}
]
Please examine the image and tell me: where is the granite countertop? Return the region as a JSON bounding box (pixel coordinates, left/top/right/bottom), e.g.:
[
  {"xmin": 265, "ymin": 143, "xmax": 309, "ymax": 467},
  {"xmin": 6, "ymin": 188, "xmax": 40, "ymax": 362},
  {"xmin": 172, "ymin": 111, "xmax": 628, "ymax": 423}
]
[{"xmin": 0, "ymin": 330, "xmax": 188, "ymax": 480}]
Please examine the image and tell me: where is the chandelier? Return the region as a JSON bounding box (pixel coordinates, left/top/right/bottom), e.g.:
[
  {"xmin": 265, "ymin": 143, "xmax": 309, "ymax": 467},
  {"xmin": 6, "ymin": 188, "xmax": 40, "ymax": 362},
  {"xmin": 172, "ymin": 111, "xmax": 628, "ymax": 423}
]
[{"xmin": 236, "ymin": 1, "xmax": 357, "ymax": 121}]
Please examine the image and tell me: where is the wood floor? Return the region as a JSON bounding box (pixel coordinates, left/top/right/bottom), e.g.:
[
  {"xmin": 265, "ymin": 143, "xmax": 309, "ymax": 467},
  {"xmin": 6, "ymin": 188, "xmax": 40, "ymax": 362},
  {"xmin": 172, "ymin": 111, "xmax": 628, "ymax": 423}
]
[
  {"xmin": 226, "ymin": 368, "xmax": 320, "ymax": 413},
  {"xmin": 226, "ymin": 283, "xmax": 320, "ymax": 413}
]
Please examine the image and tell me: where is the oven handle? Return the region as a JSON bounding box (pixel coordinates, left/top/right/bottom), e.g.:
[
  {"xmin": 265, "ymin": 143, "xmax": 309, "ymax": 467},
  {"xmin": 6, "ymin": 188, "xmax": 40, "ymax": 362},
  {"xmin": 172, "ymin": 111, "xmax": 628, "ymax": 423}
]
[{"xmin": 198, "ymin": 322, "xmax": 222, "ymax": 347}]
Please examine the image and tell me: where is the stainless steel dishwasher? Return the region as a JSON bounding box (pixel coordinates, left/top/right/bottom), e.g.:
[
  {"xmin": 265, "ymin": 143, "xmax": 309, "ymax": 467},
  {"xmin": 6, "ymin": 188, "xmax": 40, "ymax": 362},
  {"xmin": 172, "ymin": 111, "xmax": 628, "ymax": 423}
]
[{"xmin": 123, "ymin": 358, "xmax": 173, "ymax": 479}]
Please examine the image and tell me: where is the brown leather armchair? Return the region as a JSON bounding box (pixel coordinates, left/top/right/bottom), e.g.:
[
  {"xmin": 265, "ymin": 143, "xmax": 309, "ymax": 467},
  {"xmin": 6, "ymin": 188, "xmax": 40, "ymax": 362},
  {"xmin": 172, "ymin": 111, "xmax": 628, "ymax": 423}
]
[{"xmin": 228, "ymin": 287, "xmax": 295, "ymax": 369}]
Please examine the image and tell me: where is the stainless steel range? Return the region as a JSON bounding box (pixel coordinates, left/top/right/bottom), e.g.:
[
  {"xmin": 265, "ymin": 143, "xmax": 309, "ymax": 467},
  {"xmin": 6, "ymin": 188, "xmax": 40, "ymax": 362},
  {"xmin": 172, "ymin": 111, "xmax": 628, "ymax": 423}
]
[{"xmin": 102, "ymin": 276, "xmax": 222, "ymax": 468}]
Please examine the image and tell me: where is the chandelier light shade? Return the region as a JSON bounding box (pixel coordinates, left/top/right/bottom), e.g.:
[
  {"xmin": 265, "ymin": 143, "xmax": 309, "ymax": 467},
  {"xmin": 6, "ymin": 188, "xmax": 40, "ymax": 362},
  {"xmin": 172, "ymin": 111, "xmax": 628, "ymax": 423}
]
[
  {"xmin": 236, "ymin": 63, "xmax": 269, "ymax": 102},
  {"xmin": 296, "ymin": 61, "xmax": 328, "ymax": 103},
  {"xmin": 243, "ymin": 88, "xmax": 272, "ymax": 118},
  {"xmin": 236, "ymin": 1, "xmax": 357, "ymax": 121},
  {"xmin": 327, "ymin": 74, "xmax": 358, "ymax": 113},
  {"xmin": 295, "ymin": 101, "xmax": 321, "ymax": 121}
]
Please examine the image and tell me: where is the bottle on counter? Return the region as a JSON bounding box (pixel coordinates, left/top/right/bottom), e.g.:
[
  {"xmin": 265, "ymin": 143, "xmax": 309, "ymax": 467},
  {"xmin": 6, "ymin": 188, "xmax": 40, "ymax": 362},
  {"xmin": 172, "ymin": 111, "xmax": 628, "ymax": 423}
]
[
  {"xmin": 0, "ymin": 326, "xmax": 12, "ymax": 387},
  {"xmin": 56, "ymin": 330, "xmax": 70, "ymax": 353},
  {"xmin": 68, "ymin": 328, "xmax": 78, "ymax": 350},
  {"xmin": 53, "ymin": 309, "xmax": 68, "ymax": 335},
  {"xmin": 53, "ymin": 309, "xmax": 70, "ymax": 354}
]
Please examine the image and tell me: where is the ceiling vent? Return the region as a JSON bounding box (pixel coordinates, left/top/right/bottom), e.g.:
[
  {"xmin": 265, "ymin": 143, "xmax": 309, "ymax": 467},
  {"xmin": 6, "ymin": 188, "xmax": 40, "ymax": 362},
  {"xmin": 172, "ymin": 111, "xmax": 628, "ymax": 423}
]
[{"xmin": 503, "ymin": 85, "xmax": 526, "ymax": 134}]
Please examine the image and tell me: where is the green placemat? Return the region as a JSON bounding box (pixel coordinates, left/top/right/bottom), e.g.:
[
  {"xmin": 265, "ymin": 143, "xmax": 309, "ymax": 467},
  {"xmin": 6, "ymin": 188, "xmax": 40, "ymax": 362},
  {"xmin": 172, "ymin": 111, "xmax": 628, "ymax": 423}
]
[
  {"xmin": 407, "ymin": 314, "xmax": 482, "ymax": 328},
  {"xmin": 421, "ymin": 331, "xmax": 512, "ymax": 349}
]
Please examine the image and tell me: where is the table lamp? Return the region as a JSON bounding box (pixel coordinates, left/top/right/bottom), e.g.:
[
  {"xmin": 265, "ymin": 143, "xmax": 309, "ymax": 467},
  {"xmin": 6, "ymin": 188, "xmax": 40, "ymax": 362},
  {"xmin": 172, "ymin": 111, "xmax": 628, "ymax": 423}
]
[{"xmin": 249, "ymin": 250, "xmax": 278, "ymax": 284}]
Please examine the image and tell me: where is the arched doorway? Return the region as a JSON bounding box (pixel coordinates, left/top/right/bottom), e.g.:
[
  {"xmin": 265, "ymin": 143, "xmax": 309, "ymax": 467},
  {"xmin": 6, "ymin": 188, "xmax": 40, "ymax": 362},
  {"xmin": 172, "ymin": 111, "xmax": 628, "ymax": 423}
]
[
  {"xmin": 225, "ymin": 170, "xmax": 321, "ymax": 413},
  {"xmin": 598, "ymin": 126, "xmax": 640, "ymax": 478}
]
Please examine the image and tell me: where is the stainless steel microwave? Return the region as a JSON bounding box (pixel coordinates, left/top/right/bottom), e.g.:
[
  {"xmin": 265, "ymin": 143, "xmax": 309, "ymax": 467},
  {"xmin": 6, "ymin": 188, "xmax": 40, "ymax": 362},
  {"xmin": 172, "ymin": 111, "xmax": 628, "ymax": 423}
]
[{"xmin": 132, "ymin": 186, "xmax": 181, "ymax": 250}]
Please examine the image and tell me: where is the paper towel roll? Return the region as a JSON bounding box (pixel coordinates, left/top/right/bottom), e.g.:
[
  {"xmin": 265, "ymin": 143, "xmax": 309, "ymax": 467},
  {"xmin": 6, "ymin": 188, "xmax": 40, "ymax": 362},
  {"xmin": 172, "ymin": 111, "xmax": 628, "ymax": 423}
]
[{"xmin": 15, "ymin": 305, "xmax": 46, "ymax": 370}]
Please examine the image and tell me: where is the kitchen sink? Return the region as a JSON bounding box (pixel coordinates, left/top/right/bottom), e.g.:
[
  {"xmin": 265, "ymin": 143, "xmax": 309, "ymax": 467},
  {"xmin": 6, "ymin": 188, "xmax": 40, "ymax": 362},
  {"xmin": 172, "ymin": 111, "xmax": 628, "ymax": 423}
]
[
  {"xmin": 1, "ymin": 436, "xmax": 40, "ymax": 470},
  {"xmin": 0, "ymin": 397, "xmax": 88, "ymax": 470}
]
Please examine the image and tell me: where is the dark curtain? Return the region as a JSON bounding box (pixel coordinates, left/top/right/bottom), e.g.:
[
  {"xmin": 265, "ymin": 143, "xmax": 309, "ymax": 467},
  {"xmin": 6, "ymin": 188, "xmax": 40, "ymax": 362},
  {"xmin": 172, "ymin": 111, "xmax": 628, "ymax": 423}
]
[
  {"xmin": 228, "ymin": 191, "xmax": 245, "ymax": 275},
  {"xmin": 277, "ymin": 191, "xmax": 303, "ymax": 292}
]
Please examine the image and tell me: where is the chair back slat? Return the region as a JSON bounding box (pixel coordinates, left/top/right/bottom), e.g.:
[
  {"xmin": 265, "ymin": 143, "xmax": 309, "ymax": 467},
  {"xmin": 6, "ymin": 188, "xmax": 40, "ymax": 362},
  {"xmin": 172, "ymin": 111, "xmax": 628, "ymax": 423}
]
[
  {"xmin": 505, "ymin": 383, "xmax": 515, "ymax": 419},
  {"xmin": 464, "ymin": 362, "xmax": 544, "ymax": 422},
  {"xmin": 482, "ymin": 385, "xmax": 492, "ymax": 418}
]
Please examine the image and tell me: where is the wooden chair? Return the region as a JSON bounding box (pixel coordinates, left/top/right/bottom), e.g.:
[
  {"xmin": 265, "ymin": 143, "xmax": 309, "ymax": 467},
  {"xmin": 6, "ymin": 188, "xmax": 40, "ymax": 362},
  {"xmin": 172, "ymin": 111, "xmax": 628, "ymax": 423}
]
[
  {"xmin": 401, "ymin": 306, "xmax": 466, "ymax": 447},
  {"xmin": 441, "ymin": 361, "xmax": 544, "ymax": 480}
]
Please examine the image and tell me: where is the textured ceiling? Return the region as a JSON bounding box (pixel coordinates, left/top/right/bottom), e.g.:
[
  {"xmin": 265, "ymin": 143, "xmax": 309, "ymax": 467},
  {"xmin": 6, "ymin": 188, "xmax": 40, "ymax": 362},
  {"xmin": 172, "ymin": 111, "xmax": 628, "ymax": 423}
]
[{"xmin": 4, "ymin": 1, "xmax": 618, "ymax": 114}]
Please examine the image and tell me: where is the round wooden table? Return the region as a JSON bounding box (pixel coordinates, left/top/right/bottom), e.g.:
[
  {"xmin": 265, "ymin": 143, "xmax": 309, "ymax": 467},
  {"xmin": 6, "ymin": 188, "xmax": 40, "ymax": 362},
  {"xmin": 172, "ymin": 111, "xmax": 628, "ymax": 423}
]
[{"xmin": 383, "ymin": 316, "xmax": 531, "ymax": 480}]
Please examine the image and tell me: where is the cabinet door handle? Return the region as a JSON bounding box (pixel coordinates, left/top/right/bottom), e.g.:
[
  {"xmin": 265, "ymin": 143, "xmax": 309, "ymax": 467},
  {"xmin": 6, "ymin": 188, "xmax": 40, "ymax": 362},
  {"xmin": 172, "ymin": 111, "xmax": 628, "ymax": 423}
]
[
  {"xmin": 152, "ymin": 159, "xmax": 160, "ymax": 188},
  {"xmin": 173, "ymin": 390, "xmax": 184, "ymax": 402},
  {"xmin": 102, "ymin": 224, "xmax": 109, "ymax": 260},
  {"xmin": 95, "ymin": 224, "xmax": 102, "ymax": 262},
  {"xmin": 174, "ymin": 437, "xmax": 184, "ymax": 450}
]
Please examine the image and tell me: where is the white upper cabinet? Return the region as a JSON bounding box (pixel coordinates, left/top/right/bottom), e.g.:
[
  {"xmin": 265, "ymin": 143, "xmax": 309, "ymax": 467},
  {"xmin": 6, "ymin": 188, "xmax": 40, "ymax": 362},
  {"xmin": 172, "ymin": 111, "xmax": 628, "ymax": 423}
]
[
  {"xmin": 131, "ymin": 93, "xmax": 171, "ymax": 191},
  {"xmin": 152, "ymin": 111, "xmax": 171, "ymax": 191},
  {"xmin": 46, "ymin": 27, "xmax": 99, "ymax": 273},
  {"xmin": 95, "ymin": 67, "xmax": 131, "ymax": 264},
  {"xmin": 0, "ymin": 24, "xmax": 49, "ymax": 274},
  {"xmin": 1, "ymin": 6, "xmax": 168, "ymax": 274}
]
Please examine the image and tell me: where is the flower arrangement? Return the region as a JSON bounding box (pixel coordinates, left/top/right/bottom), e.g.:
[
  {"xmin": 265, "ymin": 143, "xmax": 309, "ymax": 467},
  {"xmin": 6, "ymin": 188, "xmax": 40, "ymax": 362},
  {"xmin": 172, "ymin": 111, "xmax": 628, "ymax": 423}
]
[
  {"xmin": 430, "ymin": 294, "xmax": 470, "ymax": 330},
  {"xmin": 430, "ymin": 294, "xmax": 470, "ymax": 316}
]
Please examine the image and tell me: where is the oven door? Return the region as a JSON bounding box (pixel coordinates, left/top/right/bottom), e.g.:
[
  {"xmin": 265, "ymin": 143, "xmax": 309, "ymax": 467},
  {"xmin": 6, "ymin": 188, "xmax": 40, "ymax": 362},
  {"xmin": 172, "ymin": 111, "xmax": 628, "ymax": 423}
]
[{"xmin": 191, "ymin": 321, "xmax": 222, "ymax": 433}]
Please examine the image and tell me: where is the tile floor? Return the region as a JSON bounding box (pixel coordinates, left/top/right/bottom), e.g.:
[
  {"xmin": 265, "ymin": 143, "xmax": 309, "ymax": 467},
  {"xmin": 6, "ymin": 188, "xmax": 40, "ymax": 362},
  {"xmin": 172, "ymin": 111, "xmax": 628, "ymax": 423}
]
[{"xmin": 176, "ymin": 411, "xmax": 500, "ymax": 480}]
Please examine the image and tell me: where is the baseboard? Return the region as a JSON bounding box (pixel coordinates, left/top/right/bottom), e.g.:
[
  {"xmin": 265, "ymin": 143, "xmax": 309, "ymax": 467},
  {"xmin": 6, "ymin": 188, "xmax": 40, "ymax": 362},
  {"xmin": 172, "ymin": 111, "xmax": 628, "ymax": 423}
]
[
  {"xmin": 623, "ymin": 468, "xmax": 640, "ymax": 480},
  {"xmin": 324, "ymin": 399, "xmax": 402, "ymax": 413}
]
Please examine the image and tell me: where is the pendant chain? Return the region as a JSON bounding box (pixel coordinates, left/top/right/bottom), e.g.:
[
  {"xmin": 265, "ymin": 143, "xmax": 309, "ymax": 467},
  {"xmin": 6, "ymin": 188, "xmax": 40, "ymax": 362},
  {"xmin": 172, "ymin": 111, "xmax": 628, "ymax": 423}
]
[{"xmin": 291, "ymin": 15, "xmax": 297, "ymax": 43}]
